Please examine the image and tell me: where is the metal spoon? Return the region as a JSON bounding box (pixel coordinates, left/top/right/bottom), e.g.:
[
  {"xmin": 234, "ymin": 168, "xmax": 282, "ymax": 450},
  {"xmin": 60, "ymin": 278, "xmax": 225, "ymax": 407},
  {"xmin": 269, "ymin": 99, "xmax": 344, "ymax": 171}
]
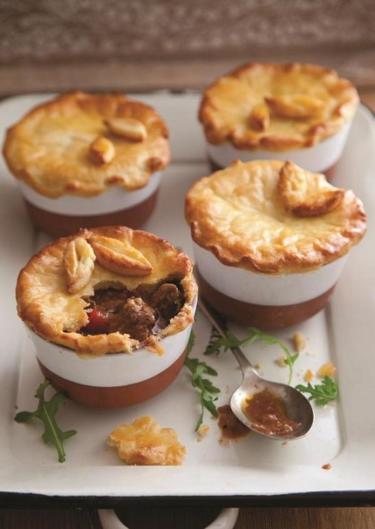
[{"xmin": 198, "ymin": 299, "xmax": 314, "ymax": 440}]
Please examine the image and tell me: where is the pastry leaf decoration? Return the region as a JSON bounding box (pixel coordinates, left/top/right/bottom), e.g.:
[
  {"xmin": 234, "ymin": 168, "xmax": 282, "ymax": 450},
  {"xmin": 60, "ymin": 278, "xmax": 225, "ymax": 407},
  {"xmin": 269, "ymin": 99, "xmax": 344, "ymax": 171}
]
[
  {"xmin": 278, "ymin": 161, "xmax": 344, "ymax": 217},
  {"xmin": 265, "ymin": 95, "xmax": 324, "ymax": 119},
  {"xmin": 89, "ymin": 235, "xmax": 152, "ymax": 276},
  {"xmin": 105, "ymin": 117, "xmax": 147, "ymax": 142},
  {"xmin": 64, "ymin": 237, "xmax": 96, "ymax": 294}
]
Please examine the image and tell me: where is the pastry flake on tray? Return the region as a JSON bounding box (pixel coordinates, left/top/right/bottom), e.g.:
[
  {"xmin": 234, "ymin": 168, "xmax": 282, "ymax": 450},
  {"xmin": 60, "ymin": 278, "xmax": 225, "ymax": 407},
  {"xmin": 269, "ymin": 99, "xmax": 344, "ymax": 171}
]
[{"xmin": 108, "ymin": 416, "xmax": 186, "ymax": 465}]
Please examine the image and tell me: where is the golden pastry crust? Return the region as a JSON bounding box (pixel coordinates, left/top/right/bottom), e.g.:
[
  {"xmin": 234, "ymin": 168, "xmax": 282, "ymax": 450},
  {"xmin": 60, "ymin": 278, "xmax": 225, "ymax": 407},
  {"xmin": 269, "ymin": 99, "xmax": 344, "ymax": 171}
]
[
  {"xmin": 277, "ymin": 161, "xmax": 345, "ymax": 217},
  {"xmin": 16, "ymin": 226, "xmax": 197, "ymax": 355},
  {"xmin": 199, "ymin": 63, "xmax": 359, "ymax": 151},
  {"xmin": 185, "ymin": 160, "xmax": 367, "ymax": 274},
  {"xmin": 108, "ymin": 416, "xmax": 186, "ymax": 465},
  {"xmin": 64, "ymin": 237, "xmax": 96, "ymax": 294},
  {"xmin": 88, "ymin": 234, "xmax": 153, "ymax": 277},
  {"xmin": 3, "ymin": 92, "xmax": 170, "ymax": 198}
]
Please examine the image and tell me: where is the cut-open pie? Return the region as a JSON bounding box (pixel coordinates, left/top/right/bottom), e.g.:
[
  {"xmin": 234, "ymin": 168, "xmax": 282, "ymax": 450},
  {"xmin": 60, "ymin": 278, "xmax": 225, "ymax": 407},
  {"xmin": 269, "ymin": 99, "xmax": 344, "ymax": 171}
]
[{"xmin": 16, "ymin": 226, "xmax": 197, "ymax": 356}]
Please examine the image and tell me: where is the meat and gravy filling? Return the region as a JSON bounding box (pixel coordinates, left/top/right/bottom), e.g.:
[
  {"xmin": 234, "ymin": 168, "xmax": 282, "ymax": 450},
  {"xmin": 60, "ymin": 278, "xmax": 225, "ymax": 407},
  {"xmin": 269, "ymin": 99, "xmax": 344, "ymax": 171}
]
[{"xmin": 80, "ymin": 279, "xmax": 184, "ymax": 342}]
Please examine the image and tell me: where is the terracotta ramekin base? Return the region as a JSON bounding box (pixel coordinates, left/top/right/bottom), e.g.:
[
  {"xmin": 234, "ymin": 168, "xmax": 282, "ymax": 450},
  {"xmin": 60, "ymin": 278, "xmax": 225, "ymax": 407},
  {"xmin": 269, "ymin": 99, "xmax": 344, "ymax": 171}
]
[
  {"xmin": 208, "ymin": 159, "xmax": 338, "ymax": 181},
  {"xmin": 37, "ymin": 347, "xmax": 185, "ymax": 408},
  {"xmin": 197, "ymin": 270, "xmax": 336, "ymax": 330},
  {"xmin": 24, "ymin": 189, "xmax": 158, "ymax": 238}
]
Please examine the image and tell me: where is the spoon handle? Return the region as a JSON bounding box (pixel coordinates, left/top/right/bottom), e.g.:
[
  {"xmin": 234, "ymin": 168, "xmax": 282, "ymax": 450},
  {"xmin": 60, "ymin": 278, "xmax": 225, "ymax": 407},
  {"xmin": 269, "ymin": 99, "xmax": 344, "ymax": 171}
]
[{"xmin": 198, "ymin": 299, "xmax": 253, "ymax": 374}]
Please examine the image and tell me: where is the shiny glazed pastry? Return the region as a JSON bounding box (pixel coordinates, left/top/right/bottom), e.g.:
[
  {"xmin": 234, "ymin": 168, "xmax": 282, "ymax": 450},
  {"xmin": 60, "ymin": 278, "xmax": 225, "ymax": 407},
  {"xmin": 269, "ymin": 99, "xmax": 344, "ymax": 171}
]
[
  {"xmin": 199, "ymin": 63, "xmax": 358, "ymax": 176},
  {"xmin": 185, "ymin": 160, "xmax": 366, "ymax": 329},
  {"xmin": 3, "ymin": 92, "xmax": 170, "ymax": 236},
  {"xmin": 16, "ymin": 226, "xmax": 197, "ymax": 407}
]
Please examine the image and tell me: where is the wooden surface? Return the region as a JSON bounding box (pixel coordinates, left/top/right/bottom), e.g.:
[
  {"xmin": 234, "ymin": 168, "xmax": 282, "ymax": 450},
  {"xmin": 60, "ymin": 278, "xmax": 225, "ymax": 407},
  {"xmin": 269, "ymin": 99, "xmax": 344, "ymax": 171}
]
[
  {"xmin": 1, "ymin": 507, "xmax": 375, "ymax": 529},
  {"xmin": 0, "ymin": 0, "xmax": 374, "ymax": 98},
  {"xmin": 1, "ymin": 55, "xmax": 375, "ymax": 97},
  {"xmin": 361, "ymin": 91, "xmax": 375, "ymax": 111},
  {"xmin": 1, "ymin": 1, "xmax": 374, "ymax": 65},
  {"xmin": 0, "ymin": 93, "xmax": 373, "ymax": 528}
]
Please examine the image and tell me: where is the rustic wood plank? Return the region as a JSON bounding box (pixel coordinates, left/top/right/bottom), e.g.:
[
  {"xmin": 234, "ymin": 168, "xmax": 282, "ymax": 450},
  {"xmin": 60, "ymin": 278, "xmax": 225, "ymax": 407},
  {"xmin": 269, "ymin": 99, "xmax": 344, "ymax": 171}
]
[
  {"xmin": 360, "ymin": 92, "xmax": 375, "ymax": 111},
  {"xmin": 0, "ymin": 509, "xmax": 95, "ymax": 529},
  {"xmin": 1, "ymin": 507, "xmax": 375, "ymax": 529},
  {"xmin": 1, "ymin": 0, "xmax": 374, "ymax": 62},
  {"xmin": 238, "ymin": 507, "xmax": 375, "ymax": 528},
  {"xmin": 1, "ymin": 50, "xmax": 375, "ymax": 97}
]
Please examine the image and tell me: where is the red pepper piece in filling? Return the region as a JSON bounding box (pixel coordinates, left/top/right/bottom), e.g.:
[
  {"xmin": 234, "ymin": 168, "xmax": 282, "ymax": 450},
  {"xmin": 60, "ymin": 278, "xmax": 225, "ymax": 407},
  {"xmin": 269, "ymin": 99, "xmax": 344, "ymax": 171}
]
[{"xmin": 83, "ymin": 308, "xmax": 110, "ymax": 334}]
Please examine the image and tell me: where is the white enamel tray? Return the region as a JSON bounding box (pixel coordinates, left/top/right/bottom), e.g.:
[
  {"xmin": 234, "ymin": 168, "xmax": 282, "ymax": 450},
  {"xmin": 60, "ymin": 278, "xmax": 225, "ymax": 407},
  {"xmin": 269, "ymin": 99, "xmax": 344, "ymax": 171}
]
[{"xmin": 0, "ymin": 93, "xmax": 374, "ymax": 506}]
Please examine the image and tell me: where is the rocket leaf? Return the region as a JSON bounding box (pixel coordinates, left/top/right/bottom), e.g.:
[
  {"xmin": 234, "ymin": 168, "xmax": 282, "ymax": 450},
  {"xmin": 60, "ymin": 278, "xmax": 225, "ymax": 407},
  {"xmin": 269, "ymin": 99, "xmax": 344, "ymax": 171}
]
[{"xmin": 15, "ymin": 380, "xmax": 76, "ymax": 463}]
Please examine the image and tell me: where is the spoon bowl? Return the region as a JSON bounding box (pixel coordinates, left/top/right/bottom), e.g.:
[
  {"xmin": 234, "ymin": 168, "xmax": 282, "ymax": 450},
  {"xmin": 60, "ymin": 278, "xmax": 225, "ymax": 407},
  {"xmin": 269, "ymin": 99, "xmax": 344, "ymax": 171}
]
[
  {"xmin": 230, "ymin": 368, "xmax": 314, "ymax": 440},
  {"xmin": 199, "ymin": 299, "xmax": 314, "ymax": 440}
]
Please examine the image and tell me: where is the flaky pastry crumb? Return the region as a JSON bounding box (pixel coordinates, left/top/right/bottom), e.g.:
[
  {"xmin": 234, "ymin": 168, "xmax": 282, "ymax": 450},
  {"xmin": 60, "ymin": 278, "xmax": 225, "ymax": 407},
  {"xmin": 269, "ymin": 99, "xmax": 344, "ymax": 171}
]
[
  {"xmin": 196, "ymin": 424, "xmax": 210, "ymax": 441},
  {"xmin": 274, "ymin": 357, "xmax": 287, "ymax": 368},
  {"xmin": 304, "ymin": 369, "xmax": 314, "ymax": 383},
  {"xmin": 292, "ymin": 332, "xmax": 307, "ymax": 353},
  {"xmin": 318, "ymin": 362, "xmax": 336, "ymax": 378},
  {"xmin": 108, "ymin": 416, "xmax": 186, "ymax": 466}
]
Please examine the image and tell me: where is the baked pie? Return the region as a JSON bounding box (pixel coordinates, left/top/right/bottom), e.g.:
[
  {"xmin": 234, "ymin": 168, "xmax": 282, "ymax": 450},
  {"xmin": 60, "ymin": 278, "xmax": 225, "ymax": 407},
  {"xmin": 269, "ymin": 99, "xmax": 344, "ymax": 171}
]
[
  {"xmin": 185, "ymin": 160, "xmax": 366, "ymax": 328},
  {"xmin": 3, "ymin": 92, "xmax": 170, "ymax": 237},
  {"xmin": 199, "ymin": 63, "xmax": 358, "ymax": 177},
  {"xmin": 16, "ymin": 226, "xmax": 197, "ymax": 407}
]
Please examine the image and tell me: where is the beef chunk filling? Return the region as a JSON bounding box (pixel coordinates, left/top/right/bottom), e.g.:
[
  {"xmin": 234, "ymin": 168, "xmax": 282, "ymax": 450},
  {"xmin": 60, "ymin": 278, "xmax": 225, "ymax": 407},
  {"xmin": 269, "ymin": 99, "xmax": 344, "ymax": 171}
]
[
  {"xmin": 80, "ymin": 281, "xmax": 184, "ymax": 341},
  {"xmin": 151, "ymin": 283, "xmax": 183, "ymax": 323},
  {"xmin": 89, "ymin": 287, "xmax": 129, "ymax": 312},
  {"xmin": 108, "ymin": 297, "xmax": 156, "ymax": 341}
]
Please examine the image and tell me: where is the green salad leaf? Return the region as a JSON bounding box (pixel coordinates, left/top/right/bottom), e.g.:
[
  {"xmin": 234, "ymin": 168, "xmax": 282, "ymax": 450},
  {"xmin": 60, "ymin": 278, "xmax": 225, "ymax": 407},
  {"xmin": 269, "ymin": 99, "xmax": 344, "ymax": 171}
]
[
  {"xmin": 204, "ymin": 325, "xmax": 298, "ymax": 384},
  {"xmin": 296, "ymin": 376, "xmax": 339, "ymax": 406},
  {"xmin": 184, "ymin": 331, "xmax": 220, "ymax": 431},
  {"xmin": 15, "ymin": 380, "xmax": 76, "ymax": 462}
]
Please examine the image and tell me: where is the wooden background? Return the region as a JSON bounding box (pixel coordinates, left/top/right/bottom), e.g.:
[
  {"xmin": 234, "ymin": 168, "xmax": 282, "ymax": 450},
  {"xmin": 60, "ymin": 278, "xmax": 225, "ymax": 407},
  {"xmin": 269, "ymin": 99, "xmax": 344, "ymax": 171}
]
[
  {"xmin": 1, "ymin": 507, "xmax": 375, "ymax": 529},
  {"xmin": 0, "ymin": 0, "xmax": 375, "ymax": 95},
  {"xmin": 0, "ymin": 1, "xmax": 374, "ymax": 527}
]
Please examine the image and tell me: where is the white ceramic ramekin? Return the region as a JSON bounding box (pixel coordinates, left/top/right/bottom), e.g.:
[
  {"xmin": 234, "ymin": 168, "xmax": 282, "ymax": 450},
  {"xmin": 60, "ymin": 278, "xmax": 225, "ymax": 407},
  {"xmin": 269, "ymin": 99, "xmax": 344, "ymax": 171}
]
[
  {"xmin": 207, "ymin": 121, "xmax": 352, "ymax": 177},
  {"xmin": 193, "ymin": 242, "xmax": 348, "ymax": 329},
  {"xmin": 26, "ymin": 302, "xmax": 195, "ymax": 408},
  {"xmin": 19, "ymin": 173, "xmax": 161, "ymax": 238}
]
